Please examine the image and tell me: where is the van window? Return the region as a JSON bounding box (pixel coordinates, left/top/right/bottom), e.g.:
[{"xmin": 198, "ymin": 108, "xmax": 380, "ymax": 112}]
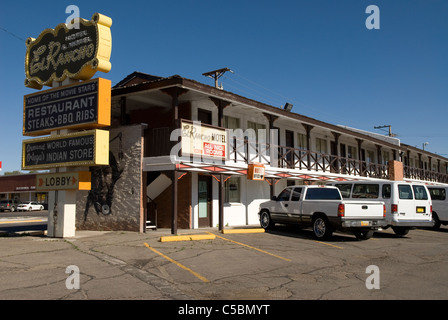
[
  {"xmin": 429, "ymin": 188, "xmax": 446, "ymax": 201},
  {"xmin": 305, "ymin": 188, "xmax": 342, "ymax": 200},
  {"xmin": 412, "ymin": 185, "xmax": 428, "ymax": 200},
  {"xmin": 382, "ymin": 184, "xmax": 391, "ymax": 199},
  {"xmin": 334, "ymin": 184, "xmax": 351, "ymax": 198},
  {"xmin": 352, "ymin": 184, "xmax": 379, "ymax": 199},
  {"xmin": 398, "ymin": 185, "xmax": 413, "ymax": 200}
]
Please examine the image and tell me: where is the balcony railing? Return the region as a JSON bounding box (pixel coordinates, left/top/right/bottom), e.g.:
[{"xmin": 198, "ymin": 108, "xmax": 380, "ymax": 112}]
[{"xmin": 227, "ymin": 137, "xmax": 447, "ymax": 183}]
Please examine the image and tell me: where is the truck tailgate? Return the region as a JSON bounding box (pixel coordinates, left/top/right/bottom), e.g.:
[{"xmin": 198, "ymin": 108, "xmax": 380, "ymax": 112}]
[{"xmin": 343, "ymin": 201, "xmax": 384, "ymax": 219}]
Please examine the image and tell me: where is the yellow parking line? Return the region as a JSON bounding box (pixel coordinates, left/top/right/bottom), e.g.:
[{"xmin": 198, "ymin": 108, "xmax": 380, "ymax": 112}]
[
  {"xmin": 144, "ymin": 242, "xmax": 209, "ymax": 283},
  {"xmin": 313, "ymin": 240, "xmax": 343, "ymax": 249},
  {"xmin": 0, "ymin": 219, "xmax": 46, "ymax": 225},
  {"xmin": 209, "ymin": 232, "xmax": 291, "ymax": 262}
]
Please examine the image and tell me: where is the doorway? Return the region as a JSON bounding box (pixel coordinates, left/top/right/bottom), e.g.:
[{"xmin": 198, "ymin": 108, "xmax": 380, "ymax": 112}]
[{"xmin": 198, "ymin": 175, "xmax": 212, "ymax": 227}]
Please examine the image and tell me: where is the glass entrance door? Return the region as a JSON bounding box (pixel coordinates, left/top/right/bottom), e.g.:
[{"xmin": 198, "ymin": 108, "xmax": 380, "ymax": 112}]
[{"xmin": 198, "ymin": 175, "xmax": 212, "ymax": 227}]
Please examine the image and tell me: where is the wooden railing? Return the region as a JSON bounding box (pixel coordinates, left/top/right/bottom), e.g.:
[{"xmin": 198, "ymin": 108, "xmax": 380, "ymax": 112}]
[{"xmin": 227, "ymin": 137, "xmax": 448, "ymax": 183}]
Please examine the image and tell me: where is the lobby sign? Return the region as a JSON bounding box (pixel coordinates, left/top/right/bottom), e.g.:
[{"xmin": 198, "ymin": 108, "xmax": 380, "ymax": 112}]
[
  {"xmin": 247, "ymin": 163, "xmax": 265, "ymax": 181},
  {"xmin": 36, "ymin": 171, "xmax": 92, "ymax": 191},
  {"xmin": 181, "ymin": 120, "xmax": 227, "ymax": 160},
  {"xmin": 22, "ymin": 129, "xmax": 109, "ymax": 170},
  {"xmin": 23, "ymin": 78, "xmax": 111, "ymax": 136},
  {"xmin": 25, "ymin": 12, "xmax": 112, "ymax": 90}
]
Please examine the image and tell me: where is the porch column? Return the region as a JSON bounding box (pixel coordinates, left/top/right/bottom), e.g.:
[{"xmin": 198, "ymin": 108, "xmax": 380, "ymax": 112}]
[
  {"xmin": 302, "ymin": 124, "xmax": 313, "ymax": 170},
  {"xmin": 171, "ymin": 170, "xmax": 180, "ymax": 235},
  {"xmin": 331, "ymin": 132, "xmax": 341, "ymax": 173},
  {"xmin": 219, "ymin": 174, "xmax": 225, "ymax": 231},
  {"xmin": 209, "ymin": 97, "xmax": 231, "ymax": 127},
  {"xmin": 356, "ymin": 138, "xmax": 363, "ymax": 175},
  {"xmin": 263, "ymin": 113, "xmax": 279, "ymax": 167}
]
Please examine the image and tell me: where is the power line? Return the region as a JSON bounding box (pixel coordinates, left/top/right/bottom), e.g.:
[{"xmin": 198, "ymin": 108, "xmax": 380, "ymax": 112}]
[{"xmin": 0, "ymin": 26, "xmax": 25, "ymax": 42}]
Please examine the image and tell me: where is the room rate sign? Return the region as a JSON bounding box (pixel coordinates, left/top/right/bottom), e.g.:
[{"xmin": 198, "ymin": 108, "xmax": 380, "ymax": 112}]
[
  {"xmin": 22, "ymin": 129, "xmax": 109, "ymax": 170},
  {"xmin": 23, "ymin": 78, "xmax": 111, "ymax": 136}
]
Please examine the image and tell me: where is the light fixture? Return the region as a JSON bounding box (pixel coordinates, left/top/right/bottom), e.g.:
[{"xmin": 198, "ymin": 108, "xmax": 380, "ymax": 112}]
[{"xmin": 283, "ymin": 103, "xmax": 293, "ymax": 112}]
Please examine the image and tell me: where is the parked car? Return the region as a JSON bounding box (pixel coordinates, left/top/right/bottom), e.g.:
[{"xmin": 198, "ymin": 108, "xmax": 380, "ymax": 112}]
[
  {"xmin": 17, "ymin": 202, "xmax": 44, "ymax": 211},
  {"xmin": 0, "ymin": 200, "xmax": 18, "ymax": 212},
  {"xmin": 427, "ymin": 186, "xmax": 448, "ymax": 230},
  {"xmin": 331, "ymin": 180, "xmax": 433, "ymax": 236},
  {"xmin": 258, "ymin": 185, "xmax": 385, "ymax": 240}
]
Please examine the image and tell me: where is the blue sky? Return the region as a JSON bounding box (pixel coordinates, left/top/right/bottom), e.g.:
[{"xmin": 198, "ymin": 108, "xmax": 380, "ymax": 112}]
[{"xmin": 1, "ymin": 0, "xmax": 447, "ymax": 173}]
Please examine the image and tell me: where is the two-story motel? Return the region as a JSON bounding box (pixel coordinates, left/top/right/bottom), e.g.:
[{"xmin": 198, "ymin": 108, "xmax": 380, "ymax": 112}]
[{"xmin": 74, "ymin": 71, "xmax": 448, "ymax": 234}]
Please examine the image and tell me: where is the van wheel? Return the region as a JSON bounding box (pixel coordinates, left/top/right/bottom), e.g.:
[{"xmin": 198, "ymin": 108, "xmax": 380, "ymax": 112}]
[
  {"xmin": 260, "ymin": 211, "xmax": 274, "ymax": 230},
  {"xmin": 432, "ymin": 213, "xmax": 441, "ymax": 230},
  {"xmin": 354, "ymin": 229, "xmax": 374, "ymax": 240},
  {"xmin": 392, "ymin": 227, "xmax": 410, "ymax": 236},
  {"xmin": 312, "ymin": 215, "xmax": 333, "ymax": 239}
]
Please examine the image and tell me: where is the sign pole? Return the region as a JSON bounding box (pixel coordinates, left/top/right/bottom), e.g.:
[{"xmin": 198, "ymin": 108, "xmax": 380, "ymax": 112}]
[{"xmin": 47, "ymin": 79, "xmax": 78, "ymax": 238}]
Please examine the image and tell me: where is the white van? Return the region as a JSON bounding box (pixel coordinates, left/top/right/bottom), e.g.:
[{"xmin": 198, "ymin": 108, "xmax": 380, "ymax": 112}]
[
  {"xmin": 427, "ymin": 186, "xmax": 448, "ymax": 230},
  {"xmin": 332, "ymin": 180, "xmax": 433, "ymax": 236}
]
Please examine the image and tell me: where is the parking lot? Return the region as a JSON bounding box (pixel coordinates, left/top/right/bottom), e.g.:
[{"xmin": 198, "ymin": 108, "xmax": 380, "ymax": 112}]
[
  {"xmin": 1, "ymin": 224, "xmax": 447, "ymax": 301},
  {"xmin": 136, "ymin": 225, "xmax": 448, "ymax": 300}
]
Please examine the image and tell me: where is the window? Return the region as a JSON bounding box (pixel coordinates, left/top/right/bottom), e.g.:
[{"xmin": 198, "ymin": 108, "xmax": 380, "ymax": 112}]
[
  {"xmin": 382, "ymin": 151, "xmax": 390, "ymax": 165},
  {"xmin": 297, "ymin": 133, "xmax": 306, "ymax": 150},
  {"xmin": 334, "ymin": 184, "xmax": 352, "ymax": 198},
  {"xmin": 352, "ymin": 184, "xmax": 379, "ymax": 199},
  {"xmin": 315, "ymin": 137, "xmax": 327, "ymax": 154},
  {"xmin": 277, "ymin": 188, "xmax": 291, "ymax": 201},
  {"xmin": 348, "ymin": 146, "xmax": 357, "ymax": 159},
  {"xmin": 382, "ymin": 184, "xmax": 391, "ymax": 199},
  {"xmin": 305, "ymin": 188, "xmax": 341, "ymax": 200},
  {"xmin": 366, "ymin": 150, "xmax": 375, "ymax": 164},
  {"xmin": 412, "ymin": 185, "xmax": 428, "ymax": 200},
  {"xmin": 225, "ymin": 177, "xmax": 240, "ymax": 203},
  {"xmin": 429, "ymin": 188, "xmax": 446, "ymax": 201},
  {"xmin": 224, "ymin": 116, "xmax": 240, "ymax": 130},
  {"xmin": 291, "ymin": 187, "xmax": 302, "ymax": 201},
  {"xmin": 247, "ymin": 121, "xmax": 266, "ymax": 143},
  {"xmin": 398, "ymin": 185, "xmax": 413, "ymax": 200}
]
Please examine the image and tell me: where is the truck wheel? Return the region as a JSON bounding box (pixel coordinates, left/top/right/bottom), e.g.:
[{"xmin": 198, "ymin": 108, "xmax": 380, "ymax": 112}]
[
  {"xmin": 260, "ymin": 211, "xmax": 275, "ymax": 230},
  {"xmin": 312, "ymin": 215, "xmax": 333, "ymax": 239},
  {"xmin": 392, "ymin": 227, "xmax": 410, "ymax": 237},
  {"xmin": 354, "ymin": 229, "xmax": 374, "ymax": 240}
]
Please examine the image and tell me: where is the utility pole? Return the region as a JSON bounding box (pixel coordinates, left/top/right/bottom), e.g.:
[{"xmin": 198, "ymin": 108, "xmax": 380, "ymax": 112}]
[
  {"xmin": 202, "ymin": 68, "xmax": 232, "ymax": 89},
  {"xmin": 374, "ymin": 125, "xmax": 395, "ymax": 137}
]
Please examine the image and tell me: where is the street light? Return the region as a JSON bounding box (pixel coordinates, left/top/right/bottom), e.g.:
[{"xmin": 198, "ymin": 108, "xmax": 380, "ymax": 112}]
[{"xmin": 423, "ymin": 142, "xmax": 429, "ymax": 150}]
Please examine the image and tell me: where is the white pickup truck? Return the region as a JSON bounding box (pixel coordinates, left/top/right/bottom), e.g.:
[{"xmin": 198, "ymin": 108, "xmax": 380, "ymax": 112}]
[{"xmin": 259, "ymin": 185, "xmax": 385, "ymax": 240}]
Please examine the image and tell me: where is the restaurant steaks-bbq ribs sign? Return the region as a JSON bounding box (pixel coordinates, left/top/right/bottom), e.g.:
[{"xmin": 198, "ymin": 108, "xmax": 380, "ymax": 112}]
[{"xmin": 24, "ymin": 12, "xmax": 112, "ymax": 90}]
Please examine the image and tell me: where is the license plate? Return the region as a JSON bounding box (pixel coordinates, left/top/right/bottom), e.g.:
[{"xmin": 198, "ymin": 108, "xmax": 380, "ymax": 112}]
[
  {"xmin": 361, "ymin": 221, "xmax": 370, "ymax": 226},
  {"xmin": 416, "ymin": 207, "xmax": 425, "ymax": 213}
]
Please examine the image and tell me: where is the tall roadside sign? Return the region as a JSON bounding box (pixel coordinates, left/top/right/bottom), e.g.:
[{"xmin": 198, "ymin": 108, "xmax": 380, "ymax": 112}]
[{"xmin": 22, "ymin": 12, "xmax": 112, "ymax": 238}]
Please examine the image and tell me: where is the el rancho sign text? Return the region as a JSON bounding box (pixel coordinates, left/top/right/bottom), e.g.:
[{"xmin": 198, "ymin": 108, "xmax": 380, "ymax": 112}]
[{"xmin": 25, "ymin": 12, "xmax": 112, "ymax": 89}]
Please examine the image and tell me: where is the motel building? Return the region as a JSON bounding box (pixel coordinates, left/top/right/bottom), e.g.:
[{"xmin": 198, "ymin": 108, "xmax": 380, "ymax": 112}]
[
  {"xmin": 10, "ymin": 71, "xmax": 446, "ymax": 233},
  {"xmin": 63, "ymin": 70, "xmax": 447, "ymax": 235}
]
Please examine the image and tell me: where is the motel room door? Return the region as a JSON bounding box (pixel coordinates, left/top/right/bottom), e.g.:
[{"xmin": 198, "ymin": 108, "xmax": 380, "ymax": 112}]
[{"xmin": 198, "ymin": 175, "xmax": 212, "ymax": 227}]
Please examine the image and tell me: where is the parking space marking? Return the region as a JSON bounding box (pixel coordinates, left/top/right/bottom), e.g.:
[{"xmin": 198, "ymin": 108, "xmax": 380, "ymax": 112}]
[
  {"xmin": 208, "ymin": 232, "xmax": 291, "ymax": 262},
  {"xmin": 0, "ymin": 219, "xmax": 46, "ymax": 224},
  {"xmin": 144, "ymin": 242, "xmax": 210, "ymax": 283},
  {"xmin": 313, "ymin": 240, "xmax": 343, "ymax": 249}
]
